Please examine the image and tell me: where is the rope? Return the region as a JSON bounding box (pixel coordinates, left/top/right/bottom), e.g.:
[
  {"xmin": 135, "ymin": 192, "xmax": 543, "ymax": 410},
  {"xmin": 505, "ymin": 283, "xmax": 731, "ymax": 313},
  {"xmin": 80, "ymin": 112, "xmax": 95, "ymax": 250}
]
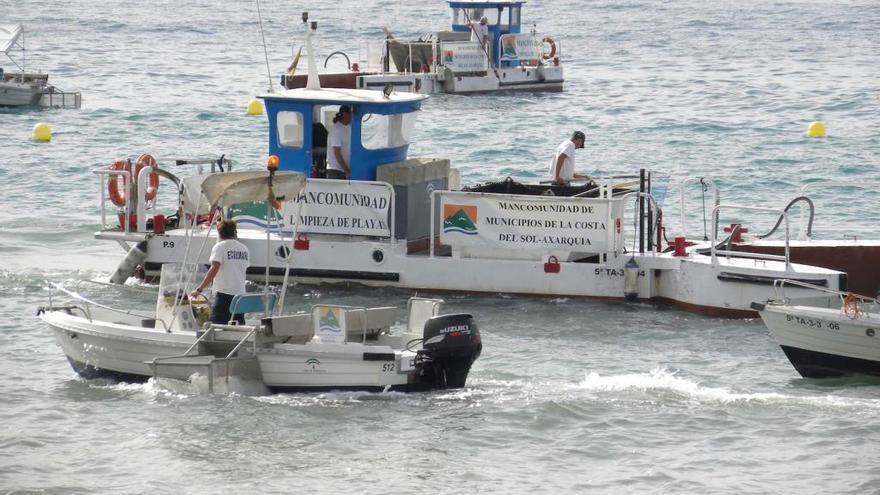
[{"xmin": 842, "ymin": 292, "xmax": 861, "ymax": 319}]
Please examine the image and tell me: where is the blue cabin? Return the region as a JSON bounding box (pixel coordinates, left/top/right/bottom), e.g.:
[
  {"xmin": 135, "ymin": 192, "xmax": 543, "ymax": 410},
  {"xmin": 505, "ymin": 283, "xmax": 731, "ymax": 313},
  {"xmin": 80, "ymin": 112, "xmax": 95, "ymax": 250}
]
[
  {"xmin": 260, "ymin": 88, "xmax": 428, "ymax": 181},
  {"xmin": 448, "ymin": 0, "xmax": 526, "ymax": 68}
]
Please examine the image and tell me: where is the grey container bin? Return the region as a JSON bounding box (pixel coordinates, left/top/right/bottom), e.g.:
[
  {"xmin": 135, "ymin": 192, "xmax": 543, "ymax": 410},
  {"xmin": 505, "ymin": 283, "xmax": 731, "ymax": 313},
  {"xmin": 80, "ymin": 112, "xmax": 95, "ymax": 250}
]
[{"xmin": 376, "ymin": 158, "xmax": 450, "ymax": 250}]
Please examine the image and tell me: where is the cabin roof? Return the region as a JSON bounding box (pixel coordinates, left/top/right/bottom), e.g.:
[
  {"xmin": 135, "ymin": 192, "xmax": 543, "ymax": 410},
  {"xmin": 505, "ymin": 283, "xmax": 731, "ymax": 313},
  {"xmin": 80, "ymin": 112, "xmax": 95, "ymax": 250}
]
[
  {"xmin": 447, "ymin": 1, "xmax": 526, "ymax": 8},
  {"xmin": 259, "ymin": 87, "xmax": 427, "ymax": 106}
]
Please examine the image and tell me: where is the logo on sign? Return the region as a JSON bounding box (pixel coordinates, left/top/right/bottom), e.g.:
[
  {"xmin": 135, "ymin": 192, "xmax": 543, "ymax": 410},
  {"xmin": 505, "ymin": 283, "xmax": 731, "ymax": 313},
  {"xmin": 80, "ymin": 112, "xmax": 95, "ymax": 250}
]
[
  {"xmin": 443, "ymin": 204, "xmax": 478, "ymax": 235},
  {"xmin": 306, "ymin": 358, "xmax": 321, "ymax": 369},
  {"xmin": 319, "ymin": 308, "xmax": 343, "ymax": 333},
  {"xmin": 501, "ymin": 36, "xmax": 518, "ymax": 58}
]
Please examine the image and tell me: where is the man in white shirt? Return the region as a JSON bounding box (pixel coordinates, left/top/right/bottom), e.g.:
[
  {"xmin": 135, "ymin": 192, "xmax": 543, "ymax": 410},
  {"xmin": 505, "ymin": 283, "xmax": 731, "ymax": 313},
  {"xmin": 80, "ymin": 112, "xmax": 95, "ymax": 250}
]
[
  {"xmin": 469, "ymin": 16, "xmax": 491, "ymax": 63},
  {"xmin": 191, "ymin": 219, "xmax": 250, "ymax": 324},
  {"xmin": 327, "ymin": 105, "xmax": 352, "ymax": 179},
  {"xmin": 549, "ymin": 130, "xmax": 590, "ymax": 185},
  {"xmin": 470, "ymin": 16, "xmax": 489, "ymax": 48}
]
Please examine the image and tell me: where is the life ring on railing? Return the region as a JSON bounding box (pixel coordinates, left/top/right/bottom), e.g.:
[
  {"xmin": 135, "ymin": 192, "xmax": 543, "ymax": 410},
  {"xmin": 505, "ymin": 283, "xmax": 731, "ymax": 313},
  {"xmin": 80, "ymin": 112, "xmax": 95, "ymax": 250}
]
[
  {"xmin": 136, "ymin": 153, "xmax": 160, "ymax": 201},
  {"xmin": 542, "ymin": 36, "xmax": 557, "ymax": 60},
  {"xmin": 107, "ymin": 159, "xmax": 131, "ymax": 207},
  {"xmin": 107, "ymin": 155, "xmax": 160, "ymax": 207}
]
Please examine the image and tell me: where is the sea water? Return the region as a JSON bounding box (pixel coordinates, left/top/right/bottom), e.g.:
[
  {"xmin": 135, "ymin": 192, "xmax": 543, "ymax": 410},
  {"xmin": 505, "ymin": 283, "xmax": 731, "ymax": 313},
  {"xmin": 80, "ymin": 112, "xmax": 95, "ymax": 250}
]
[{"xmin": 1, "ymin": 0, "xmax": 879, "ymax": 492}]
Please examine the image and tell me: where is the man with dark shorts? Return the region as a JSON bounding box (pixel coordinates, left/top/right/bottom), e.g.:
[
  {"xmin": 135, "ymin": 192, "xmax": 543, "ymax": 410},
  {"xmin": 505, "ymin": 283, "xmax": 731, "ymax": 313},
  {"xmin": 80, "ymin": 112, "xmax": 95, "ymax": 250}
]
[{"xmin": 191, "ymin": 219, "xmax": 250, "ymax": 324}]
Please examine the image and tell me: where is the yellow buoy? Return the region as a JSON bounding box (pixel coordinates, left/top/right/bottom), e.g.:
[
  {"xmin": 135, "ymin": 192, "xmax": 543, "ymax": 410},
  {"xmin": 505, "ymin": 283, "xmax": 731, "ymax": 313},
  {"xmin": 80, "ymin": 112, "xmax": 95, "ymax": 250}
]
[
  {"xmin": 807, "ymin": 121, "xmax": 826, "ymax": 138},
  {"xmin": 246, "ymin": 99, "xmax": 263, "ymax": 116},
  {"xmin": 32, "ymin": 122, "xmax": 52, "ymax": 142}
]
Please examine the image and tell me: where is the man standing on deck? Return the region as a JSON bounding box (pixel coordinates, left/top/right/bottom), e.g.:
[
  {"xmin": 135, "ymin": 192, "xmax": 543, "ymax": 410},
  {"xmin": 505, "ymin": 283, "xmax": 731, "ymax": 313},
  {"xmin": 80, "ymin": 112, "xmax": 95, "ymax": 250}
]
[
  {"xmin": 549, "ymin": 130, "xmax": 590, "ymax": 185},
  {"xmin": 327, "ymin": 105, "xmax": 353, "ymax": 180},
  {"xmin": 468, "ymin": 16, "xmax": 491, "ymax": 64},
  {"xmin": 191, "ymin": 219, "xmax": 250, "ymax": 325}
]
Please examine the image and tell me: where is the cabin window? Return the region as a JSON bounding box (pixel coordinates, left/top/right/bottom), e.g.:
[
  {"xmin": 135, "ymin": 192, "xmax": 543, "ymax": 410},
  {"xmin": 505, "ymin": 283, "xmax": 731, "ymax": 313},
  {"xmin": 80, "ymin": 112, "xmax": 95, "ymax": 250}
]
[
  {"xmin": 360, "ymin": 112, "xmax": 418, "ymax": 150},
  {"xmin": 451, "ymin": 7, "xmax": 503, "ymax": 27},
  {"xmin": 510, "ymin": 6, "xmax": 520, "ymax": 26},
  {"xmin": 277, "ymin": 111, "xmax": 305, "ymax": 149}
]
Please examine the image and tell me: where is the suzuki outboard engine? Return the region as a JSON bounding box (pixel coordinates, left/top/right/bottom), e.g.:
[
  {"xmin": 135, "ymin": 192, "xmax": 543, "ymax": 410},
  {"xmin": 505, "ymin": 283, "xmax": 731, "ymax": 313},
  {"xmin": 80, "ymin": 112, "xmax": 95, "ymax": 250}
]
[{"xmin": 416, "ymin": 313, "xmax": 482, "ymax": 389}]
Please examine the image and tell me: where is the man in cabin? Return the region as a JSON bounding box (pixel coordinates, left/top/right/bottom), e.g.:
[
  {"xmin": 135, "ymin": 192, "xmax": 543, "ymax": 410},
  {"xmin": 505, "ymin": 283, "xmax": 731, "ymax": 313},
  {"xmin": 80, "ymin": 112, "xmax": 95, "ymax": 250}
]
[
  {"xmin": 549, "ymin": 130, "xmax": 590, "ymax": 186},
  {"xmin": 468, "ymin": 16, "xmax": 491, "ymax": 62},
  {"xmin": 191, "ymin": 219, "xmax": 250, "ymax": 325},
  {"xmin": 327, "ymin": 105, "xmax": 353, "ymax": 179}
]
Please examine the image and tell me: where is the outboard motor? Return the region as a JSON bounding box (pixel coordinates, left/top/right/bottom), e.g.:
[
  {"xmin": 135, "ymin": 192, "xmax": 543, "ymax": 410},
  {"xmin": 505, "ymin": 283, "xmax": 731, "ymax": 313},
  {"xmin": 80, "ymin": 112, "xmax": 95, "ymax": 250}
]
[{"xmin": 416, "ymin": 314, "xmax": 482, "ymax": 389}]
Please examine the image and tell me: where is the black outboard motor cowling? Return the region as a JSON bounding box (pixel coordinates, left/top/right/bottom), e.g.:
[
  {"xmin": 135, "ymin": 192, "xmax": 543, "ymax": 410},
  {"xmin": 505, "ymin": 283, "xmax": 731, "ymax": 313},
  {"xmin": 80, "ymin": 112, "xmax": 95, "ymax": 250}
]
[{"xmin": 416, "ymin": 313, "xmax": 481, "ymax": 389}]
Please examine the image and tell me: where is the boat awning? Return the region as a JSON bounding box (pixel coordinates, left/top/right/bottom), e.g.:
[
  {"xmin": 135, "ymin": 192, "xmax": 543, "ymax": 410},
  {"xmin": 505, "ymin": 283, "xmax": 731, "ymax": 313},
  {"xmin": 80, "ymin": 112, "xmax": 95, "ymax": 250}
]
[
  {"xmin": 201, "ymin": 171, "xmax": 306, "ymax": 208},
  {"xmin": 0, "ymin": 25, "xmax": 23, "ymax": 55}
]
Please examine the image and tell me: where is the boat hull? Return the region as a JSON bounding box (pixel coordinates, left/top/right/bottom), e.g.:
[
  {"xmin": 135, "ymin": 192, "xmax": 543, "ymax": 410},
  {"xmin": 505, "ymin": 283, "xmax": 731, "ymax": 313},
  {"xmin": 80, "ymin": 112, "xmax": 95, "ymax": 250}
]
[
  {"xmin": 285, "ymin": 66, "xmax": 564, "ymax": 95},
  {"xmin": 0, "ymin": 80, "xmax": 41, "ymax": 106},
  {"xmin": 759, "ymin": 303, "xmax": 880, "ymax": 378},
  {"xmin": 120, "ymin": 229, "xmax": 845, "ymax": 318},
  {"xmin": 43, "ymin": 311, "xmax": 195, "ymax": 380},
  {"xmin": 779, "ymin": 345, "xmax": 880, "ymax": 378}
]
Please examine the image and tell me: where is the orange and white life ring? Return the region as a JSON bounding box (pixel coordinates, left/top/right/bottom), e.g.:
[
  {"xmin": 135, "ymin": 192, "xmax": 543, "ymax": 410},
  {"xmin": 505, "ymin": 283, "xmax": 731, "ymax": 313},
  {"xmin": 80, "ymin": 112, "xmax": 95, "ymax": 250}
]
[
  {"xmin": 542, "ymin": 36, "xmax": 557, "ymax": 60},
  {"xmin": 107, "ymin": 159, "xmax": 130, "ymax": 207},
  {"xmin": 107, "ymin": 155, "xmax": 160, "ymax": 207},
  {"xmin": 136, "ymin": 153, "xmax": 160, "ymax": 201}
]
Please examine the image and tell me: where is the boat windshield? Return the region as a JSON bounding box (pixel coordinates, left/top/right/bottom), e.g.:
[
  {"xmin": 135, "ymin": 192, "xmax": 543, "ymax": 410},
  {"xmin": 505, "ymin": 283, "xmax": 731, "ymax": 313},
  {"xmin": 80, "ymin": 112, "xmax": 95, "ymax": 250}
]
[
  {"xmin": 451, "ymin": 7, "xmax": 501, "ymax": 26},
  {"xmin": 361, "ymin": 111, "xmax": 418, "ymax": 150}
]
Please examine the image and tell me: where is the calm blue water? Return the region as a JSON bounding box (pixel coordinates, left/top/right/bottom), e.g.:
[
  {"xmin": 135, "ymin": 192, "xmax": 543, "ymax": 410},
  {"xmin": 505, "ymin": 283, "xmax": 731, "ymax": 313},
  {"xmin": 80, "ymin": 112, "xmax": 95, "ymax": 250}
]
[{"xmin": 2, "ymin": 0, "xmax": 880, "ymax": 493}]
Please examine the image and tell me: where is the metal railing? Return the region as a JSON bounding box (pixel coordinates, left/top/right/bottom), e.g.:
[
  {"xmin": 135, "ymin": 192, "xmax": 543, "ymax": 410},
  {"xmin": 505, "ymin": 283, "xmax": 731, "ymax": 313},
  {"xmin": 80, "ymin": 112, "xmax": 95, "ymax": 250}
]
[
  {"xmin": 771, "ymin": 278, "xmax": 879, "ymax": 317},
  {"xmin": 711, "ymin": 204, "xmax": 790, "ymax": 268},
  {"xmin": 39, "ymin": 91, "xmax": 81, "ymax": 109},
  {"xmin": 45, "ymin": 282, "xmax": 169, "ymax": 332}
]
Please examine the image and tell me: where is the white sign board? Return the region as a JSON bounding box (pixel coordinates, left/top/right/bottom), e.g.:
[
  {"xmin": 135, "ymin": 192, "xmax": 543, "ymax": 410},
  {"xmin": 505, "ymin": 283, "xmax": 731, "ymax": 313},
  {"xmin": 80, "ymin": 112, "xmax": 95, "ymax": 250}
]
[
  {"xmin": 441, "ymin": 41, "xmax": 489, "ymax": 73},
  {"xmin": 284, "ymin": 180, "xmax": 392, "ymax": 237},
  {"xmin": 498, "ymin": 34, "xmax": 542, "ymax": 62},
  {"xmin": 230, "ymin": 180, "xmax": 392, "ymax": 237},
  {"xmin": 439, "ymin": 191, "xmax": 622, "ymax": 252}
]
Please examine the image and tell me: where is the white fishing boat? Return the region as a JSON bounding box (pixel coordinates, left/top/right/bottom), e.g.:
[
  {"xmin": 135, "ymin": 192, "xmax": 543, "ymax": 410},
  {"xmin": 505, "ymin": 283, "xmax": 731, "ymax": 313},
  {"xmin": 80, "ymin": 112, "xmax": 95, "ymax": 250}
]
[
  {"xmin": 752, "ymin": 279, "xmax": 880, "ymax": 378},
  {"xmin": 89, "ymin": 15, "xmax": 854, "ymax": 318},
  {"xmin": 0, "ymin": 24, "xmax": 80, "ymax": 108},
  {"xmin": 39, "ymin": 170, "xmax": 482, "ymax": 393},
  {"xmin": 283, "ymin": 2, "xmax": 563, "ymax": 94}
]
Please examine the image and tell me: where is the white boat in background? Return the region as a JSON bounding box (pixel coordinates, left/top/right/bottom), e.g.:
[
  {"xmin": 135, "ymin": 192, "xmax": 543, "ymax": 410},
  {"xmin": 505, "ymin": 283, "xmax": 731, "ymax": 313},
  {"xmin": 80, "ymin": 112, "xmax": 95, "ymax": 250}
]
[
  {"xmin": 39, "ymin": 171, "xmax": 482, "ymax": 393},
  {"xmin": 0, "ymin": 24, "xmax": 80, "ymax": 108},
  {"xmin": 753, "ymin": 279, "xmax": 880, "ymax": 379},
  {"xmin": 283, "ymin": 2, "xmax": 563, "ymax": 94}
]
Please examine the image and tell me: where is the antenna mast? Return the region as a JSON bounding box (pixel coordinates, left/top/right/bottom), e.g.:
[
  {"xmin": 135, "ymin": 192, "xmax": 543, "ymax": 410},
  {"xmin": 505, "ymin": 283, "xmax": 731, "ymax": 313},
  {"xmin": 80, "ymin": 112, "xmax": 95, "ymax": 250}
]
[
  {"xmin": 255, "ymin": 0, "xmax": 274, "ymax": 93},
  {"xmin": 302, "ymin": 12, "xmax": 321, "ymax": 90}
]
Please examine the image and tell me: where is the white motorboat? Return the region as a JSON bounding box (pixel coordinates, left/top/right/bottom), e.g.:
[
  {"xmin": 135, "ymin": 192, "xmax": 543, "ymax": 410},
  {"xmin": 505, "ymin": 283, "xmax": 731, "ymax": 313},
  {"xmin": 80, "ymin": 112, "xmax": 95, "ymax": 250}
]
[
  {"xmin": 40, "ymin": 171, "xmax": 482, "ymax": 393},
  {"xmin": 752, "ymin": 279, "xmax": 880, "ymax": 378},
  {"xmin": 87, "ymin": 16, "xmax": 854, "ymax": 318},
  {"xmin": 0, "ymin": 24, "xmax": 80, "ymax": 108},
  {"xmin": 283, "ymin": 2, "xmax": 563, "ymax": 95}
]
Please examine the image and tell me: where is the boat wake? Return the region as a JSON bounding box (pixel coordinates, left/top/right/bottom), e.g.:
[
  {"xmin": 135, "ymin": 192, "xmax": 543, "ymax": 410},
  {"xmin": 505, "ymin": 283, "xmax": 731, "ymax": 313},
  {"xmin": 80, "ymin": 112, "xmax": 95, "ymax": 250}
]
[{"xmin": 578, "ymin": 367, "xmax": 880, "ymax": 410}]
